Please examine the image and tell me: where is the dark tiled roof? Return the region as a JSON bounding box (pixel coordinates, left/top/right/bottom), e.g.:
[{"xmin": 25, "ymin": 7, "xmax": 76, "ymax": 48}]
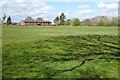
[
  {"xmin": 25, "ymin": 16, "xmax": 34, "ymax": 21},
  {"xmin": 21, "ymin": 20, "xmax": 51, "ymax": 23}
]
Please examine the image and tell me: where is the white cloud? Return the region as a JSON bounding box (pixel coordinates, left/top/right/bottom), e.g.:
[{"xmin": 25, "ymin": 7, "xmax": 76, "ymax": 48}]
[
  {"xmin": 97, "ymin": 2, "xmax": 118, "ymax": 9},
  {"xmin": 106, "ymin": 3, "xmax": 118, "ymax": 9},
  {"xmin": 56, "ymin": 10, "xmax": 70, "ymax": 18},
  {"xmin": 64, "ymin": 10, "xmax": 70, "ymax": 16},
  {"xmin": 16, "ymin": 0, "xmax": 25, "ymax": 3},
  {"xmin": 1, "ymin": 0, "xmax": 55, "ymax": 22},
  {"xmin": 76, "ymin": 9, "xmax": 92, "ymax": 15},
  {"xmin": 24, "ymin": 0, "xmax": 119, "ymax": 2},
  {"xmin": 97, "ymin": 3, "xmax": 106, "ymax": 8},
  {"xmin": 30, "ymin": 9, "xmax": 40, "ymax": 15},
  {"xmin": 31, "ymin": 2, "xmax": 46, "ymax": 7},
  {"xmin": 1, "ymin": 0, "xmax": 9, "ymax": 5},
  {"xmin": 97, "ymin": 2, "xmax": 118, "ymax": 17},
  {"xmin": 41, "ymin": 6, "xmax": 55, "ymax": 10},
  {"xmin": 78, "ymin": 5, "xmax": 90, "ymax": 8}
]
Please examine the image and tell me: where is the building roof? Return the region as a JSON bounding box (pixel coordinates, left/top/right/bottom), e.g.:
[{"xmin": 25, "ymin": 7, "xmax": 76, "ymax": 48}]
[
  {"xmin": 20, "ymin": 20, "xmax": 51, "ymax": 23},
  {"xmin": 25, "ymin": 16, "xmax": 34, "ymax": 21},
  {"xmin": 20, "ymin": 16, "xmax": 51, "ymax": 23},
  {"xmin": 35, "ymin": 17, "xmax": 43, "ymax": 21}
]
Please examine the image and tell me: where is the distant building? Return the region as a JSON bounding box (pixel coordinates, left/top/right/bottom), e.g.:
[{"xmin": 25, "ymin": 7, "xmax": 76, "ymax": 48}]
[
  {"xmin": 19, "ymin": 20, "xmax": 51, "ymax": 26},
  {"xmin": 19, "ymin": 16, "xmax": 51, "ymax": 26}
]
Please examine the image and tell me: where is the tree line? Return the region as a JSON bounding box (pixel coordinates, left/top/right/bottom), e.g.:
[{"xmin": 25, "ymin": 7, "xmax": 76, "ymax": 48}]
[
  {"xmin": 53, "ymin": 13, "xmax": 118, "ymax": 26},
  {"xmin": 53, "ymin": 13, "xmax": 80, "ymax": 26},
  {"xmin": 2, "ymin": 13, "xmax": 118, "ymax": 26},
  {"xmin": 97, "ymin": 17, "xmax": 118, "ymax": 26}
]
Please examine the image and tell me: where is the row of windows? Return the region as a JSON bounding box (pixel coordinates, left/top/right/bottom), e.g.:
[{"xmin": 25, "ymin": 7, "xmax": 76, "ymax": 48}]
[{"xmin": 25, "ymin": 22, "xmax": 51, "ymax": 23}]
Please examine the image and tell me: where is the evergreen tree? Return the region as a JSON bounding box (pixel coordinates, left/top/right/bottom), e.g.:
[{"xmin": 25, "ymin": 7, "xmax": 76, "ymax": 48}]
[
  {"xmin": 7, "ymin": 16, "xmax": 11, "ymax": 25},
  {"xmin": 54, "ymin": 16, "xmax": 59, "ymax": 26},
  {"xmin": 2, "ymin": 14, "xmax": 6, "ymax": 25},
  {"xmin": 59, "ymin": 13, "xmax": 66, "ymax": 25}
]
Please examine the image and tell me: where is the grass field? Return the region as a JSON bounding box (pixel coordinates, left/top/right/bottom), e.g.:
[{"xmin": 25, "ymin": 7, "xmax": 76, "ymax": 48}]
[{"xmin": 2, "ymin": 26, "xmax": 120, "ymax": 78}]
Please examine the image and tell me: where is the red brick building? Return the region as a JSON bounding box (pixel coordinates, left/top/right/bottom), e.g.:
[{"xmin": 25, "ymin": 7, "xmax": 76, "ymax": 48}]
[
  {"xmin": 19, "ymin": 16, "xmax": 52, "ymax": 26},
  {"xmin": 19, "ymin": 20, "xmax": 51, "ymax": 26}
]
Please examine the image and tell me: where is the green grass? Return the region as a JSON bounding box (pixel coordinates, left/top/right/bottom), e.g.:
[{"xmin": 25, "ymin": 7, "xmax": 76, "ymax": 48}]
[{"xmin": 2, "ymin": 26, "xmax": 120, "ymax": 78}]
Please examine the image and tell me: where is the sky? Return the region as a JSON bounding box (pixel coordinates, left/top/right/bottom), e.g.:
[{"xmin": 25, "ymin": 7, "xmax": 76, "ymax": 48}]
[{"xmin": 0, "ymin": 0, "xmax": 119, "ymax": 23}]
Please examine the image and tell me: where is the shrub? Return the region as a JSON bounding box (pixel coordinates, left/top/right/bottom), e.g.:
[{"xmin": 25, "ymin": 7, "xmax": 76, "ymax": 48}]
[{"xmin": 71, "ymin": 18, "xmax": 80, "ymax": 26}]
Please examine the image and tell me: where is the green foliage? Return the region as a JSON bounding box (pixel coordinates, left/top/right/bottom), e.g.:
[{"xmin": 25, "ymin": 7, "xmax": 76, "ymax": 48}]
[
  {"xmin": 64, "ymin": 19, "xmax": 71, "ymax": 26},
  {"xmin": 111, "ymin": 17, "xmax": 118, "ymax": 26},
  {"xmin": 106, "ymin": 17, "xmax": 118, "ymax": 26},
  {"xmin": 2, "ymin": 26, "xmax": 119, "ymax": 78},
  {"xmin": 71, "ymin": 18, "xmax": 80, "ymax": 26},
  {"xmin": 54, "ymin": 16, "xmax": 59, "ymax": 26},
  {"xmin": 59, "ymin": 13, "xmax": 66, "ymax": 25},
  {"xmin": 7, "ymin": 16, "xmax": 11, "ymax": 25},
  {"xmin": 97, "ymin": 17, "xmax": 105, "ymax": 26},
  {"xmin": 53, "ymin": 13, "xmax": 66, "ymax": 26},
  {"xmin": 84, "ymin": 20, "xmax": 92, "ymax": 26}
]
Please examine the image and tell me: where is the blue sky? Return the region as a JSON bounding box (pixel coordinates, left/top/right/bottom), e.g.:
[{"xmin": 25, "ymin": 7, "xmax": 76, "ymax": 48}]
[{"xmin": 0, "ymin": 0, "xmax": 119, "ymax": 23}]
